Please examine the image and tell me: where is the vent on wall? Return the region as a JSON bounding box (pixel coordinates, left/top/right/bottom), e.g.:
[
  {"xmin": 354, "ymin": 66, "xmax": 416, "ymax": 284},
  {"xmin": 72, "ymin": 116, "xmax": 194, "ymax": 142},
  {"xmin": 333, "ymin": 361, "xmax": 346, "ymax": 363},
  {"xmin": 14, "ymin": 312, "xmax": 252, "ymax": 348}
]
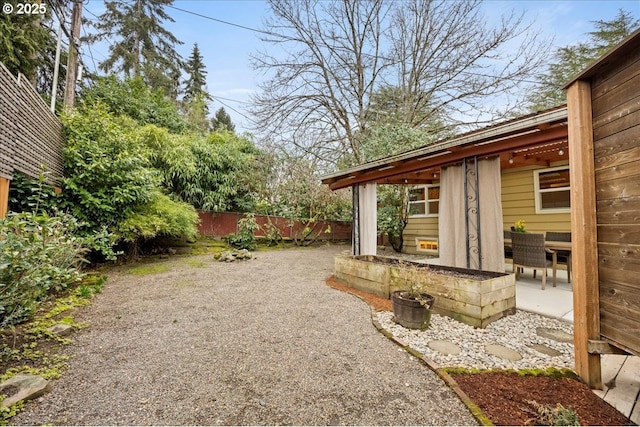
[{"xmin": 416, "ymin": 237, "xmax": 438, "ymax": 254}]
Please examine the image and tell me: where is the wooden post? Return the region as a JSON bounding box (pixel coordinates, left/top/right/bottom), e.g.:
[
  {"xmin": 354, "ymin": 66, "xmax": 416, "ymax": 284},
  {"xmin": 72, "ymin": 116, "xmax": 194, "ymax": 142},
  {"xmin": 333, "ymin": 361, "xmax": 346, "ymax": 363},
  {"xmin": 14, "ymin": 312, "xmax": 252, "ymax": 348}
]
[
  {"xmin": 0, "ymin": 178, "xmax": 9, "ymax": 219},
  {"xmin": 63, "ymin": 0, "xmax": 82, "ymax": 110},
  {"xmin": 567, "ymin": 80, "xmax": 602, "ymax": 389}
]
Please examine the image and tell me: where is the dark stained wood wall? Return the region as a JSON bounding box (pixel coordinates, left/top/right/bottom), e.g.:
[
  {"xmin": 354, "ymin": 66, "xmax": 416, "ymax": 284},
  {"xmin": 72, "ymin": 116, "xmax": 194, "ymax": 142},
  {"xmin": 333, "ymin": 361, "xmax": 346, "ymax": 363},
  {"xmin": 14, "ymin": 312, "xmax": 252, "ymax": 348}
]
[{"xmin": 591, "ymin": 36, "xmax": 640, "ymax": 356}]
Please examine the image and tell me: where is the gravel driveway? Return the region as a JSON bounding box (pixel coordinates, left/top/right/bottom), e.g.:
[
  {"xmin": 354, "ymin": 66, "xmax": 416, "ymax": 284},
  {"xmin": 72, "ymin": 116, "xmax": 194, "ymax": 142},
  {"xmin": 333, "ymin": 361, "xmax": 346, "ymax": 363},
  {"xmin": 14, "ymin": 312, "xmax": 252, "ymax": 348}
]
[{"xmin": 13, "ymin": 244, "xmax": 477, "ymax": 426}]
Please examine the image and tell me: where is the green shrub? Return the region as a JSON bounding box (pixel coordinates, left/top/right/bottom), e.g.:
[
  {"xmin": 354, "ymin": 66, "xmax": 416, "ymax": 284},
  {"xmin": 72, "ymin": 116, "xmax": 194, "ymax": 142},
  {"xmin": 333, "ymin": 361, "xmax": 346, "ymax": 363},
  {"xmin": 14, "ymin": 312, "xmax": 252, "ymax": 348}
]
[
  {"xmin": 262, "ymin": 221, "xmax": 283, "ymax": 246},
  {"xmin": 8, "ymin": 171, "xmax": 61, "ymax": 214},
  {"xmin": 528, "ymin": 401, "xmax": 580, "ymax": 426},
  {"xmin": 226, "ymin": 214, "xmax": 259, "ymax": 250},
  {"xmin": 0, "ymin": 212, "xmax": 87, "ymax": 327},
  {"xmin": 61, "ymin": 103, "xmax": 159, "ymax": 231},
  {"xmin": 117, "ymin": 192, "xmax": 199, "ymax": 243}
]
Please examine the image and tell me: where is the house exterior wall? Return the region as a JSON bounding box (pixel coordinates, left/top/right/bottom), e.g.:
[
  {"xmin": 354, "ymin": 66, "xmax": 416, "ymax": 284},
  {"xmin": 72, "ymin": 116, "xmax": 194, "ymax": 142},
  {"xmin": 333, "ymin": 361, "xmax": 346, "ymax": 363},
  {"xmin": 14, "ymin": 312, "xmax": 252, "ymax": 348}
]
[
  {"xmin": 501, "ymin": 162, "xmax": 571, "ymax": 233},
  {"xmin": 402, "ymin": 161, "xmax": 571, "ymax": 254}
]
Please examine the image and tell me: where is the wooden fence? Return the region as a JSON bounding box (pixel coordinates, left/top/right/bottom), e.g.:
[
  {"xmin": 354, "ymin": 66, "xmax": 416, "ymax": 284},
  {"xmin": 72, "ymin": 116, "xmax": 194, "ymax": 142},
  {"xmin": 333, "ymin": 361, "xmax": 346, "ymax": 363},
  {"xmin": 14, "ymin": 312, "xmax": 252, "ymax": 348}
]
[
  {"xmin": 566, "ymin": 29, "xmax": 640, "ymax": 388},
  {"xmin": 0, "ymin": 62, "xmax": 65, "ymax": 217},
  {"xmin": 197, "ymin": 211, "xmax": 352, "ymax": 242}
]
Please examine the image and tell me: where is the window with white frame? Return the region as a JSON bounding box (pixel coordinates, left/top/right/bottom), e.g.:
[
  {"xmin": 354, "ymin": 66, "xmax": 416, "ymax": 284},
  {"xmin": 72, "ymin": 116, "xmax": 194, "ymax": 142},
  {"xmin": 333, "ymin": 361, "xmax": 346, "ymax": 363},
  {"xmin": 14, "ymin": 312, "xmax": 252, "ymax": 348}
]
[
  {"xmin": 534, "ymin": 166, "xmax": 571, "ymax": 213},
  {"xmin": 408, "ymin": 185, "xmax": 440, "ymax": 217}
]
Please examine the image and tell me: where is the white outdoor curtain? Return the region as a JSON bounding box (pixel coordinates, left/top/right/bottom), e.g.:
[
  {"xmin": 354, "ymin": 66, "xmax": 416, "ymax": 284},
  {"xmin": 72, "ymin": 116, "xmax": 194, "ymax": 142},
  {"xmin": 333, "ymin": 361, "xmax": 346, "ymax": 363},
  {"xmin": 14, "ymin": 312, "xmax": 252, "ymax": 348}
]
[{"xmin": 438, "ymin": 157, "xmax": 505, "ymax": 272}]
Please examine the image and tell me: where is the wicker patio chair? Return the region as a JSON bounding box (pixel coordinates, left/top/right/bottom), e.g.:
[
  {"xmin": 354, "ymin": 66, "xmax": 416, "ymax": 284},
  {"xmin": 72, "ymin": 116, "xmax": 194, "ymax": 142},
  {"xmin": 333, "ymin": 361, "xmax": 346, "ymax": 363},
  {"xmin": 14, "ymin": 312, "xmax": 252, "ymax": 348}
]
[
  {"xmin": 512, "ymin": 232, "xmax": 557, "ymax": 290},
  {"xmin": 546, "ymin": 231, "xmax": 572, "ymax": 283},
  {"xmin": 504, "ymin": 230, "xmax": 513, "ymax": 261}
]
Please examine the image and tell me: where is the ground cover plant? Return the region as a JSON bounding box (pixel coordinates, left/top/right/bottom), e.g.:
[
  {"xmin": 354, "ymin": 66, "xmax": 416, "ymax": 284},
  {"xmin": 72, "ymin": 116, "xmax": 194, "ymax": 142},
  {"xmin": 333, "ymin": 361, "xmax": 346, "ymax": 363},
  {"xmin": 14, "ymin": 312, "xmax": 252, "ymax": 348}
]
[
  {"xmin": 0, "ymin": 274, "xmax": 106, "ymax": 425},
  {"xmin": 0, "ymin": 212, "xmax": 88, "ymax": 327}
]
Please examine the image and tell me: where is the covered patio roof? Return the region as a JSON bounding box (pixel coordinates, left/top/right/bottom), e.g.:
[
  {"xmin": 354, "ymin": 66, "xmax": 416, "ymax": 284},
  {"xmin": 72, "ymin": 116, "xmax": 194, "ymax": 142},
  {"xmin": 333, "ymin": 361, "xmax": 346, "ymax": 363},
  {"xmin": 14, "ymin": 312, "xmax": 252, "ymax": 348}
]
[{"xmin": 322, "ymin": 106, "xmax": 569, "ymax": 190}]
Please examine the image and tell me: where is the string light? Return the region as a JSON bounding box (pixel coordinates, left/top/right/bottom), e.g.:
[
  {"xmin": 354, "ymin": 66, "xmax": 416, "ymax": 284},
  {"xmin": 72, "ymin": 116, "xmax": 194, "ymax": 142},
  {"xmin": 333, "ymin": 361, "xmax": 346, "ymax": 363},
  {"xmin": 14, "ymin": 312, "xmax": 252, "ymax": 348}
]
[
  {"xmin": 508, "ymin": 153, "xmax": 514, "ymax": 164},
  {"xmin": 558, "ymin": 147, "xmax": 565, "ymax": 156}
]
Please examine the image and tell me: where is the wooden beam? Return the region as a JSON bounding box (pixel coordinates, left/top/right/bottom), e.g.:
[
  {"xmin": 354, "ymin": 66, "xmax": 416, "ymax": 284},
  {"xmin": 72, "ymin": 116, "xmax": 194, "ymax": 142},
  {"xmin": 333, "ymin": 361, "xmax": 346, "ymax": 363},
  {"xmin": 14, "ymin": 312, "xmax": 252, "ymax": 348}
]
[
  {"xmin": 328, "ymin": 125, "xmax": 568, "ymax": 190},
  {"xmin": 567, "ymin": 80, "xmax": 602, "ymax": 389},
  {"xmin": 588, "ymin": 339, "xmax": 631, "ymax": 355},
  {"xmin": 0, "ymin": 178, "xmax": 9, "ymax": 219}
]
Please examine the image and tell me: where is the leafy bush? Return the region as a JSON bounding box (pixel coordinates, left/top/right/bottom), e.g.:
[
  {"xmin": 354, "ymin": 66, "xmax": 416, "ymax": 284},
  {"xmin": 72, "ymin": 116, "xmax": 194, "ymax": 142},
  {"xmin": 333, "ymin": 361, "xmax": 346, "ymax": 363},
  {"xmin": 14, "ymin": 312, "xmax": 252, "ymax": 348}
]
[
  {"xmin": 61, "ymin": 104, "xmax": 199, "ymax": 258},
  {"xmin": 226, "ymin": 214, "xmax": 259, "ymax": 250},
  {"xmin": 62, "ymin": 103, "xmax": 159, "ymax": 230},
  {"xmin": 142, "ymin": 126, "xmax": 263, "ymax": 212},
  {"xmin": 117, "ymin": 192, "xmax": 199, "ymax": 243},
  {"xmin": 0, "ymin": 212, "xmax": 87, "ymax": 327},
  {"xmin": 80, "ymin": 76, "xmax": 188, "ymax": 133},
  {"xmin": 261, "ymin": 221, "xmax": 283, "ymax": 246},
  {"xmin": 8, "ymin": 171, "xmax": 61, "ymax": 214},
  {"xmin": 377, "ymin": 185, "xmax": 410, "ymax": 252}
]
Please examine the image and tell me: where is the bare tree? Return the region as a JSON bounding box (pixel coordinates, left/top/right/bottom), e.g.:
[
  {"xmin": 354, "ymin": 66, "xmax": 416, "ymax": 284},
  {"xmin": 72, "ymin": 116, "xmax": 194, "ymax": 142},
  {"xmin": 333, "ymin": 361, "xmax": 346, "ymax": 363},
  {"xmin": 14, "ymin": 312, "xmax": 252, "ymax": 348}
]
[{"xmin": 251, "ymin": 0, "xmax": 548, "ymax": 166}]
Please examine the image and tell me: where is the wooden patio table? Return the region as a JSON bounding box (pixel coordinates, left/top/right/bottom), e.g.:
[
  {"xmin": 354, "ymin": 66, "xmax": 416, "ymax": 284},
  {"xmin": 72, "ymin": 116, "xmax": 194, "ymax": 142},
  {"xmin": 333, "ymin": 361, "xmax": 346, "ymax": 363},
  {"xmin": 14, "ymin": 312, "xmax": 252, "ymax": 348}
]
[{"xmin": 503, "ymin": 239, "xmax": 571, "ymax": 252}]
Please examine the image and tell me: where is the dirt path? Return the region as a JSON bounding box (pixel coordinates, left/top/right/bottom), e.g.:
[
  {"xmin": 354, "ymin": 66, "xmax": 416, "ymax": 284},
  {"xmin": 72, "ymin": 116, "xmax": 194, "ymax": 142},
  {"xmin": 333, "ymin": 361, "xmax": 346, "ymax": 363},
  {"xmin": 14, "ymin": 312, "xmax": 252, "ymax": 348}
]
[{"xmin": 13, "ymin": 244, "xmax": 477, "ymax": 426}]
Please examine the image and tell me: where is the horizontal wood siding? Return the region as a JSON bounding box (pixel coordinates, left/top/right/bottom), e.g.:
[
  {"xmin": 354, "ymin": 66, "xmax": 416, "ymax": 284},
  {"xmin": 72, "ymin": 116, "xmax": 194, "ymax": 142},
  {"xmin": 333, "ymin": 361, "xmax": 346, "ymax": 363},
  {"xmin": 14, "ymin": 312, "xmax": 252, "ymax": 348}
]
[
  {"xmin": 403, "ymin": 163, "xmax": 571, "ymax": 254},
  {"xmin": 403, "ymin": 216, "xmax": 438, "ymax": 253},
  {"xmin": 591, "ymin": 38, "xmax": 640, "ymax": 356},
  {"xmin": 501, "ymin": 163, "xmax": 571, "ymax": 233}
]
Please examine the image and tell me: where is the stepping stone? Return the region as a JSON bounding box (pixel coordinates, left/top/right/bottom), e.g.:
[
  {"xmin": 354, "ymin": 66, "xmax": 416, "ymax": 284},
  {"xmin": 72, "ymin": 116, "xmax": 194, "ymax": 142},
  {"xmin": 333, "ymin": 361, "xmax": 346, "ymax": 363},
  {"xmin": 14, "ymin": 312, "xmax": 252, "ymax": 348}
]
[
  {"xmin": 529, "ymin": 344, "xmax": 563, "ymax": 357},
  {"xmin": 485, "ymin": 344, "xmax": 522, "ymax": 361},
  {"xmin": 428, "ymin": 340, "xmax": 461, "ymax": 355},
  {"xmin": 47, "ymin": 324, "xmax": 73, "ymax": 337},
  {"xmin": 0, "ymin": 375, "xmax": 50, "ymax": 407},
  {"xmin": 536, "ymin": 327, "xmax": 573, "ymax": 343}
]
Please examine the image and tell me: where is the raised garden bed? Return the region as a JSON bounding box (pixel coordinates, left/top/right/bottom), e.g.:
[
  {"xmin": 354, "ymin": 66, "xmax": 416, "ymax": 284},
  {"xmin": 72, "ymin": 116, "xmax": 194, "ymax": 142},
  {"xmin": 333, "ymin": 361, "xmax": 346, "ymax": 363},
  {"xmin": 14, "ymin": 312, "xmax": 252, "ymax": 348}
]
[{"xmin": 334, "ymin": 255, "xmax": 515, "ymax": 328}]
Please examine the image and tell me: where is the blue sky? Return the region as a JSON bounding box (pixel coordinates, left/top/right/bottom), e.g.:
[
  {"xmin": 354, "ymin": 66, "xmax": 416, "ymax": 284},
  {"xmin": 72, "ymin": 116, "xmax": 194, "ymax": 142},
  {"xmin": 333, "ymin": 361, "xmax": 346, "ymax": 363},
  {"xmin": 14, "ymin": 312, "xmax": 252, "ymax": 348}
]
[{"xmin": 80, "ymin": 0, "xmax": 640, "ymax": 133}]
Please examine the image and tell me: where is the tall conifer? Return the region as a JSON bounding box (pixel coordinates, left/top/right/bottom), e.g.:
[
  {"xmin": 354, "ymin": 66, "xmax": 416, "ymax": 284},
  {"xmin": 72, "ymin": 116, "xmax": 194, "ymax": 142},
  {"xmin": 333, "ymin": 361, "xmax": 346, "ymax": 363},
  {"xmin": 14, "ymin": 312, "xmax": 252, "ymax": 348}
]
[{"xmin": 88, "ymin": 0, "xmax": 183, "ymax": 96}]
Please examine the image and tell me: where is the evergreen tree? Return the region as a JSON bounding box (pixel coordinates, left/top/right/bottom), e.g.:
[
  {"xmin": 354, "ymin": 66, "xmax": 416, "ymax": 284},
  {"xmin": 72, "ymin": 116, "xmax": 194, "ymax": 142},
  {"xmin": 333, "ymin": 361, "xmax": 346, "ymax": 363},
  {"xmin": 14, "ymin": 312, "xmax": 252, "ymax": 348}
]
[
  {"xmin": 527, "ymin": 9, "xmax": 638, "ymax": 111},
  {"xmin": 87, "ymin": 0, "xmax": 183, "ymax": 96},
  {"xmin": 183, "ymin": 43, "xmax": 209, "ymax": 103},
  {"xmin": 0, "ymin": 0, "xmax": 50, "ymax": 81},
  {"xmin": 211, "ymin": 107, "xmax": 235, "ymax": 132},
  {"xmin": 182, "ymin": 43, "xmax": 211, "ymax": 132}
]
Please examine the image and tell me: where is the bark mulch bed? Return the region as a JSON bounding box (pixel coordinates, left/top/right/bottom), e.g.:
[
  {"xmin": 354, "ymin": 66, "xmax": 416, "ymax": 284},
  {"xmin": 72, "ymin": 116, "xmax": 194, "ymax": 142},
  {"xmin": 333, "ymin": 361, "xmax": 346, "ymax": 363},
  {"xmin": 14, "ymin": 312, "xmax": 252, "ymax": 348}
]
[{"xmin": 325, "ymin": 276, "xmax": 633, "ymax": 426}]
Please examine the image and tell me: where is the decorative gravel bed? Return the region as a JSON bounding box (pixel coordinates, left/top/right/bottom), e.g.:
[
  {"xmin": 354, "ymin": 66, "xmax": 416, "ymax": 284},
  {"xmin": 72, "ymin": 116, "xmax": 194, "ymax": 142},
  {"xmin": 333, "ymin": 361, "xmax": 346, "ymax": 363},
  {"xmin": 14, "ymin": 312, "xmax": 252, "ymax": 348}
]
[{"xmin": 376, "ymin": 310, "xmax": 575, "ymax": 370}]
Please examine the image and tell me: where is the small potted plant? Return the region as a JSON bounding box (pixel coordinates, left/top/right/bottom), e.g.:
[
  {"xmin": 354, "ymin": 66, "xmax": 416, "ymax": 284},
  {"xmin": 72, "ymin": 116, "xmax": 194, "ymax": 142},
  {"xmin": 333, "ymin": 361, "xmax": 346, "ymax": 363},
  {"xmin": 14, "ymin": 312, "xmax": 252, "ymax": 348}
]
[
  {"xmin": 513, "ymin": 219, "xmax": 526, "ymax": 233},
  {"xmin": 391, "ymin": 261, "xmax": 435, "ymax": 330}
]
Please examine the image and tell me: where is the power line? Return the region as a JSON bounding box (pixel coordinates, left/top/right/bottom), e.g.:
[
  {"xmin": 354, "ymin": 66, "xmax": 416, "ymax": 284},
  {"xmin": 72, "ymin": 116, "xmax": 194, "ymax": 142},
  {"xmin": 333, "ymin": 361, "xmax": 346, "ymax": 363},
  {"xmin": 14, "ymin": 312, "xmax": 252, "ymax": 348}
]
[
  {"xmin": 210, "ymin": 95, "xmax": 257, "ymax": 125},
  {"xmin": 166, "ymin": 4, "xmax": 279, "ymax": 38}
]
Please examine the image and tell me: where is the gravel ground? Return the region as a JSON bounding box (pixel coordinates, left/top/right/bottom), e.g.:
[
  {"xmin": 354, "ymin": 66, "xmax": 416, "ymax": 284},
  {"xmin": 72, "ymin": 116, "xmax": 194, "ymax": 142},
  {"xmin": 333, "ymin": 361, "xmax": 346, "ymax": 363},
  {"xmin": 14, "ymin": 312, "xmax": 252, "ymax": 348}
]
[
  {"xmin": 377, "ymin": 310, "xmax": 575, "ymax": 370},
  {"xmin": 13, "ymin": 244, "xmax": 477, "ymax": 426}
]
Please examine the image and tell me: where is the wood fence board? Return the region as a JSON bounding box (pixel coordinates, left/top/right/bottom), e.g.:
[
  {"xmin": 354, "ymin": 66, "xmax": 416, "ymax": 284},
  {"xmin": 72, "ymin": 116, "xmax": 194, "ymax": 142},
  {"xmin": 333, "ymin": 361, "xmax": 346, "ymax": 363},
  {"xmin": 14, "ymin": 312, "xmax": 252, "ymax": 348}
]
[
  {"xmin": 597, "ymin": 225, "xmax": 640, "ymax": 245},
  {"xmin": 600, "ymin": 308, "xmax": 640, "ymax": 353},
  {"xmin": 595, "ymin": 145, "xmax": 640, "ymax": 174},
  {"xmin": 598, "ymin": 243, "xmax": 640, "ymax": 270},
  {"xmin": 594, "ymin": 122, "xmax": 640, "ymax": 158},
  {"xmin": 600, "ymin": 280, "xmax": 640, "ymax": 313},
  {"xmin": 591, "ymin": 50, "xmax": 640, "ymax": 101},
  {"xmin": 593, "ymin": 108, "xmax": 640, "ymax": 141},
  {"xmin": 593, "ymin": 95, "xmax": 640, "ymax": 131},
  {"xmin": 592, "ymin": 62, "xmax": 640, "ymax": 117},
  {"xmin": 596, "ymin": 173, "xmax": 640, "ymax": 200},
  {"xmin": 595, "ymin": 159, "xmax": 640, "ymax": 183},
  {"xmin": 597, "ymin": 196, "xmax": 640, "ymax": 223}
]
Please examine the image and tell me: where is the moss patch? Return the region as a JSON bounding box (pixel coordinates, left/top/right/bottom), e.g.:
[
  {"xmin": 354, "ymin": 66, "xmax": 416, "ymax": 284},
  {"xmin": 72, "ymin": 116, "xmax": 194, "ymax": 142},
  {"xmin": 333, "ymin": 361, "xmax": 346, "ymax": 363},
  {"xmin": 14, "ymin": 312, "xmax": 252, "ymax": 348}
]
[{"xmin": 126, "ymin": 263, "xmax": 172, "ymax": 276}]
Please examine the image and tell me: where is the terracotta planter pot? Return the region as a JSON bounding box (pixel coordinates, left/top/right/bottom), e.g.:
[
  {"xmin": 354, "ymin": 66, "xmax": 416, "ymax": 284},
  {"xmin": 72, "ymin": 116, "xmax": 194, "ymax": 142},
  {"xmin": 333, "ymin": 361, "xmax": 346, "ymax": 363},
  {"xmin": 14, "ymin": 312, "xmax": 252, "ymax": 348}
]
[{"xmin": 391, "ymin": 290, "xmax": 434, "ymax": 330}]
